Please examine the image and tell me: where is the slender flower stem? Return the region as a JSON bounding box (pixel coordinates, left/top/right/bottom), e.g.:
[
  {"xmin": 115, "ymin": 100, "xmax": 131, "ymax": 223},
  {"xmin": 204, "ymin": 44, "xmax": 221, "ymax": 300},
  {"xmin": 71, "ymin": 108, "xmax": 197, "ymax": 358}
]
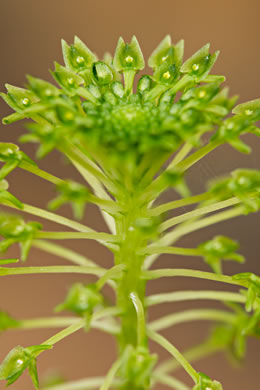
[
  {"xmin": 32, "ymin": 240, "xmax": 97, "ymax": 267},
  {"xmin": 43, "ymin": 320, "xmax": 84, "ymax": 346},
  {"xmin": 145, "ymin": 290, "xmax": 245, "ymax": 307},
  {"xmin": 148, "ymin": 329, "xmax": 199, "ymax": 383},
  {"xmin": 160, "ymin": 197, "xmax": 241, "ymax": 231},
  {"xmin": 60, "ymin": 141, "xmax": 117, "ymax": 195},
  {"xmin": 153, "ymin": 373, "xmax": 190, "ymax": 390},
  {"xmin": 18, "ymin": 316, "xmax": 119, "ymax": 335},
  {"xmin": 144, "ymin": 206, "xmax": 245, "ymax": 269},
  {"xmin": 140, "ymin": 245, "xmax": 201, "ymax": 256},
  {"xmin": 100, "ymin": 358, "xmax": 122, "ymax": 390},
  {"xmin": 42, "ymin": 377, "xmax": 107, "ymax": 390},
  {"xmin": 142, "ymin": 268, "xmax": 247, "ymax": 287},
  {"xmin": 174, "ymin": 140, "xmax": 221, "ymax": 173},
  {"xmin": 96, "ymin": 264, "xmax": 126, "ymax": 290},
  {"xmin": 149, "ymin": 309, "xmax": 235, "ymax": 332},
  {"xmin": 160, "ymin": 206, "xmax": 244, "ymax": 249},
  {"xmin": 155, "ymin": 341, "xmax": 220, "ymax": 376},
  {"xmin": 36, "ymin": 231, "xmax": 117, "ymax": 246},
  {"xmin": 130, "ymin": 291, "xmax": 147, "ymax": 346},
  {"xmin": 0, "ymin": 265, "xmax": 106, "ymax": 277},
  {"xmin": 148, "ymin": 192, "xmax": 212, "ymax": 216},
  {"xmin": 19, "ymin": 161, "xmax": 63, "ymax": 186},
  {"xmin": 4, "ymin": 202, "xmax": 92, "ymax": 233},
  {"xmin": 65, "ymin": 151, "xmax": 116, "ymax": 235},
  {"xmin": 168, "ymin": 142, "xmax": 193, "ymax": 169}
]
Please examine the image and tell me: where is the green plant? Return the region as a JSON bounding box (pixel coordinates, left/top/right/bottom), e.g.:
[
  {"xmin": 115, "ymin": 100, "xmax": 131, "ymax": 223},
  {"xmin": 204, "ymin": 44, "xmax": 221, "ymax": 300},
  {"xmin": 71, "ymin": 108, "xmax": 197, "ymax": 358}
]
[{"xmin": 0, "ymin": 35, "xmax": 260, "ymax": 390}]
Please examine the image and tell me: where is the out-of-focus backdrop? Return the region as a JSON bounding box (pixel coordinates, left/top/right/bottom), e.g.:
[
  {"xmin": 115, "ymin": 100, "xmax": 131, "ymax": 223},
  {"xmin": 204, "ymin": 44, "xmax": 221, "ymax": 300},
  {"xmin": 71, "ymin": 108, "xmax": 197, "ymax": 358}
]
[{"xmin": 0, "ymin": 1, "xmax": 260, "ymax": 389}]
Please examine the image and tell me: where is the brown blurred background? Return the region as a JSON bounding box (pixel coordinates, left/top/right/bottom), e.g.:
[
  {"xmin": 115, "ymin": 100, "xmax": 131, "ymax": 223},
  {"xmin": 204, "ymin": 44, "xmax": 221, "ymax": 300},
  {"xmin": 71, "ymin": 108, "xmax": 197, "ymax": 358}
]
[{"xmin": 0, "ymin": 0, "xmax": 260, "ymax": 389}]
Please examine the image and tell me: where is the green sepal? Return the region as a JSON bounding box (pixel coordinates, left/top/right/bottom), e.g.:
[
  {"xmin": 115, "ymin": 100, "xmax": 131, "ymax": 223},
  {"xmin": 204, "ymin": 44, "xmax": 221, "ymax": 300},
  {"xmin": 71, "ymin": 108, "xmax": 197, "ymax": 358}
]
[
  {"xmin": 148, "ymin": 36, "xmax": 184, "ymax": 69},
  {"xmin": 192, "ymin": 372, "xmax": 223, "ymax": 390},
  {"xmin": 181, "ymin": 43, "xmax": 219, "ymax": 82},
  {"xmin": 1, "ymin": 84, "xmax": 39, "ymax": 114},
  {"xmin": 61, "ymin": 37, "xmax": 97, "ymax": 72},
  {"xmin": 55, "ymin": 283, "xmax": 103, "ymax": 316},
  {"xmin": 232, "ymin": 98, "xmax": 260, "ymax": 123},
  {"xmin": 27, "ymin": 75, "xmax": 61, "ymax": 101},
  {"xmin": 119, "ymin": 346, "xmax": 157, "ymax": 389},
  {"xmin": 0, "ymin": 311, "xmax": 20, "ymax": 332},
  {"xmin": 48, "ymin": 180, "xmax": 91, "ymax": 220},
  {"xmin": 113, "ymin": 36, "xmax": 145, "ymax": 72},
  {"xmin": 52, "ymin": 62, "xmax": 84, "ymax": 93},
  {"xmin": 92, "ymin": 61, "xmax": 114, "ymax": 86},
  {"xmin": 233, "ymin": 273, "xmax": 260, "ymax": 312},
  {"xmin": 198, "ymin": 235, "xmax": 244, "ymax": 274}
]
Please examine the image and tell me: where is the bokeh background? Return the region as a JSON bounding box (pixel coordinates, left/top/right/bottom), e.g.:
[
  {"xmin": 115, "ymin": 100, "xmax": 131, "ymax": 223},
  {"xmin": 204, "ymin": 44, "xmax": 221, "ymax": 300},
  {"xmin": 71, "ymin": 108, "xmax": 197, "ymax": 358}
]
[{"xmin": 0, "ymin": 1, "xmax": 260, "ymax": 389}]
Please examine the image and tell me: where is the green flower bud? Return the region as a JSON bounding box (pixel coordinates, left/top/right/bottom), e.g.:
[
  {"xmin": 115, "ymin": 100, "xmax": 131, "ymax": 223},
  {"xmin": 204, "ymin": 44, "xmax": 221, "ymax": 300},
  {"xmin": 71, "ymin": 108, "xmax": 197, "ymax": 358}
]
[
  {"xmin": 111, "ymin": 81, "xmax": 125, "ymax": 98},
  {"xmin": 0, "ymin": 84, "xmax": 39, "ymax": 113},
  {"xmin": 52, "ymin": 62, "xmax": 84, "ymax": 93},
  {"xmin": 0, "ymin": 213, "xmax": 42, "ymax": 261},
  {"xmin": 198, "ymin": 235, "xmax": 244, "ymax": 274},
  {"xmin": 233, "ymin": 272, "xmax": 260, "ymax": 312},
  {"xmin": 92, "ymin": 61, "xmax": 114, "ymax": 85},
  {"xmin": 137, "ymin": 75, "xmax": 153, "ymax": 94},
  {"xmin": 113, "ymin": 36, "xmax": 145, "ymax": 72},
  {"xmin": 120, "ymin": 346, "xmax": 157, "ymax": 389},
  {"xmin": 48, "ymin": 180, "xmax": 91, "ymax": 220},
  {"xmin": 153, "ymin": 62, "xmax": 179, "ymax": 86},
  {"xmin": 27, "ymin": 75, "xmax": 60, "ymax": 101},
  {"xmin": 55, "ymin": 283, "xmax": 103, "ymax": 315}
]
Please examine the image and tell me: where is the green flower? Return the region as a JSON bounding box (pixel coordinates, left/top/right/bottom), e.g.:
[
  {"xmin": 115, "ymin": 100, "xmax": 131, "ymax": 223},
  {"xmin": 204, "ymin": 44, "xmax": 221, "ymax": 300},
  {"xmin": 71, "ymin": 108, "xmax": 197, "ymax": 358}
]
[
  {"xmin": 0, "ymin": 344, "xmax": 51, "ymax": 389},
  {"xmin": 0, "ymin": 213, "xmax": 42, "ymax": 261}
]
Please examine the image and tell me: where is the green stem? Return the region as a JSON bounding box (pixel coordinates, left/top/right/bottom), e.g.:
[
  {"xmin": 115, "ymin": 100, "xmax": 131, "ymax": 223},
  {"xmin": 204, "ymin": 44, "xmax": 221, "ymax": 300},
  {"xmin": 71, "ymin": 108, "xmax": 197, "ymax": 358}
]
[
  {"xmin": 160, "ymin": 197, "xmax": 241, "ymax": 231},
  {"xmin": 174, "ymin": 140, "xmax": 221, "ymax": 173},
  {"xmin": 142, "ymin": 268, "xmax": 246, "ymax": 287},
  {"xmin": 149, "ymin": 309, "xmax": 235, "ymax": 332},
  {"xmin": 96, "ymin": 264, "xmax": 126, "ymax": 290},
  {"xmin": 5, "ymin": 202, "xmax": 92, "ymax": 233},
  {"xmin": 42, "ymin": 377, "xmax": 107, "ymax": 390},
  {"xmin": 19, "ymin": 315, "xmax": 119, "ymax": 335},
  {"xmin": 43, "ymin": 320, "xmax": 84, "ymax": 346},
  {"xmin": 148, "ymin": 329, "xmax": 198, "ymax": 383},
  {"xmin": 60, "ymin": 141, "xmax": 117, "ymax": 195},
  {"xmin": 64, "ymin": 148, "xmax": 116, "ymax": 235},
  {"xmin": 100, "ymin": 358, "xmax": 122, "ymax": 390},
  {"xmin": 140, "ymin": 246, "xmax": 201, "ymax": 256},
  {"xmin": 32, "ymin": 240, "xmax": 97, "ymax": 267},
  {"xmin": 148, "ymin": 192, "xmax": 211, "ymax": 216},
  {"xmin": 168, "ymin": 142, "xmax": 193, "ymax": 168},
  {"xmin": 153, "ymin": 373, "xmax": 190, "ymax": 390},
  {"xmin": 36, "ymin": 231, "xmax": 117, "ymax": 244},
  {"xmin": 145, "ymin": 290, "xmax": 245, "ymax": 307},
  {"xmin": 160, "ymin": 206, "xmax": 244, "ymax": 249},
  {"xmin": 155, "ymin": 341, "xmax": 219, "ymax": 376},
  {"xmin": 129, "ymin": 291, "xmax": 147, "ymax": 346},
  {"xmin": 144, "ymin": 206, "xmax": 244, "ymax": 269},
  {"xmin": 19, "ymin": 161, "xmax": 63, "ymax": 185},
  {"xmin": 0, "ymin": 265, "xmax": 106, "ymax": 277}
]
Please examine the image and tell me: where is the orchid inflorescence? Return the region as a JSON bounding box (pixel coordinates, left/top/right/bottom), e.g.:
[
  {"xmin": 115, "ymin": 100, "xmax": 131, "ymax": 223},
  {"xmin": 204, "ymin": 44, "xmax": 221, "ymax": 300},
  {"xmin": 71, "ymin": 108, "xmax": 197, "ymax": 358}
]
[{"xmin": 0, "ymin": 35, "xmax": 260, "ymax": 389}]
